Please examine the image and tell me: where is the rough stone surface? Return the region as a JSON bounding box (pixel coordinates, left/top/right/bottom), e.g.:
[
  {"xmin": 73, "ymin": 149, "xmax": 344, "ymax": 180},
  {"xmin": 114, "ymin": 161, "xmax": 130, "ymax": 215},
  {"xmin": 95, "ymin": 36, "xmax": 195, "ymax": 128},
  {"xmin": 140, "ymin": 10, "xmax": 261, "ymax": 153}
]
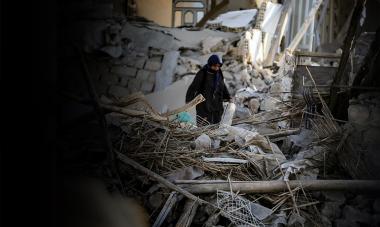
[
  {"xmin": 251, "ymin": 77, "xmax": 268, "ymax": 92},
  {"xmin": 111, "ymin": 66, "xmax": 137, "ymax": 77},
  {"xmin": 144, "ymin": 60, "xmax": 162, "ymax": 71},
  {"xmin": 201, "ymin": 36, "xmax": 224, "ymax": 54},
  {"xmin": 342, "ymin": 205, "xmax": 372, "ymax": 225},
  {"xmin": 223, "ymin": 71, "xmax": 233, "ymax": 80},
  {"xmin": 348, "ymin": 104, "xmax": 370, "ymax": 126},
  {"xmin": 174, "ymin": 65, "xmax": 188, "ymax": 76},
  {"xmin": 136, "ymin": 69, "xmax": 151, "ymax": 81},
  {"xmin": 109, "ymin": 85, "xmax": 130, "ymax": 97},
  {"xmin": 260, "ymin": 98, "xmax": 278, "ymax": 111},
  {"xmin": 127, "ymin": 78, "xmax": 142, "ymax": 93},
  {"xmin": 249, "ymin": 98, "xmax": 260, "ymax": 113},
  {"xmin": 101, "ymin": 72, "xmax": 119, "ymax": 85},
  {"xmin": 148, "ymin": 72, "xmax": 156, "ymax": 83},
  {"xmin": 120, "ymin": 77, "xmax": 129, "ymax": 87},
  {"xmin": 135, "ymin": 58, "xmax": 146, "ymax": 69}
]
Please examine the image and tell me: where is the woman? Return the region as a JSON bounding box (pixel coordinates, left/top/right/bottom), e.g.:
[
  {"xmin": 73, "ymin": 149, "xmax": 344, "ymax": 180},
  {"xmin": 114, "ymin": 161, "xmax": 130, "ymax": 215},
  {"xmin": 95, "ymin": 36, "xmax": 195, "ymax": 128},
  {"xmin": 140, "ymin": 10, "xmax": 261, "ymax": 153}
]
[{"xmin": 186, "ymin": 54, "xmax": 232, "ymax": 125}]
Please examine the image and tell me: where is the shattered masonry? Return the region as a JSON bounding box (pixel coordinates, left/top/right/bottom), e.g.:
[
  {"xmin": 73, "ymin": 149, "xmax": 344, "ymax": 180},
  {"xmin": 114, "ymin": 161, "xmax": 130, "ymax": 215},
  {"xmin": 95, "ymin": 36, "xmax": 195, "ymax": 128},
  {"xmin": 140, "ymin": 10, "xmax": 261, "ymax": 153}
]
[{"xmin": 59, "ymin": 0, "xmax": 380, "ymax": 227}]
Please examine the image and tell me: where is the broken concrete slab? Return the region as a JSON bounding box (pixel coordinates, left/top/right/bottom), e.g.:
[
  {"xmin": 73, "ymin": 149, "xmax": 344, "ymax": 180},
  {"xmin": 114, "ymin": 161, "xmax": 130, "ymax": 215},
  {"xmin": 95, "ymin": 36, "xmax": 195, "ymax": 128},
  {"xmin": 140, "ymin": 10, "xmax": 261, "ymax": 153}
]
[
  {"xmin": 154, "ymin": 51, "xmax": 180, "ymax": 92},
  {"xmin": 146, "ymin": 75, "xmax": 195, "ymax": 115},
  {"xmin": 201, "ymin": 37, "xmax": 224, "ymax": 54},
  {"xmin": 207, "ymin": 9, "xmax": 258, "ymax": 30}
]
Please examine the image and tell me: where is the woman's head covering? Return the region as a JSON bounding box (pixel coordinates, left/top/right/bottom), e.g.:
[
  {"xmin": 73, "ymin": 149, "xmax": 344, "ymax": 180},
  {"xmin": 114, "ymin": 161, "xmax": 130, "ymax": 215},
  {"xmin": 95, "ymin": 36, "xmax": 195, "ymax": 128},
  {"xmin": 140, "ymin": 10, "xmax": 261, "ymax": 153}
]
[{"xmin": 207, "ymin": 54, "xmax": 223, "ymax": 66}]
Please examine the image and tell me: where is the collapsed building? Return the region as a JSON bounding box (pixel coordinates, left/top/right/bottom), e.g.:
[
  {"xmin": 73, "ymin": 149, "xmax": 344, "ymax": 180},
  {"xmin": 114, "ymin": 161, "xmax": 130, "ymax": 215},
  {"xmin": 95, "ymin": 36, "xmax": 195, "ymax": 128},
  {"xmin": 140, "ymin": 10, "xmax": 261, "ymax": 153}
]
[{"xmin": 58, "ymin": 0, "xmax": 380, "ymax": 226}]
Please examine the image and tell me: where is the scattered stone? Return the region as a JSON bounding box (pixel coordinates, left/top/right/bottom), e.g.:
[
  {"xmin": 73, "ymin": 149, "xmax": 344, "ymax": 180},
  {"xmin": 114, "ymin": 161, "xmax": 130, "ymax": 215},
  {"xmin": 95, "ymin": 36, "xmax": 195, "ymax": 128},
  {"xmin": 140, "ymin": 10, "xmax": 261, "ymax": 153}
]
[
  {"xmin": 195, "ymin": 134, "xmax": 212, "ymax": 149},
  {"xmin": 249, "ymin": 98, "xmax": 260, "ymax": 113},
  {"xmin": 251, "ymin": 77, "xmax": 268, "ymax": 92},
  {"xmin": 223, "ymin": 71, "xmax": 233, "ymax": 80},
  {"xmin": 201, "ymin": 36, "xmax": 224, "ymax": 54},
  {"xmin": 235, "ymin": 106, "xmax": 252, "ymax": 119},
  {"xmin": 260, "ymin": 98, "xmax": 278, "ymax": 111}
]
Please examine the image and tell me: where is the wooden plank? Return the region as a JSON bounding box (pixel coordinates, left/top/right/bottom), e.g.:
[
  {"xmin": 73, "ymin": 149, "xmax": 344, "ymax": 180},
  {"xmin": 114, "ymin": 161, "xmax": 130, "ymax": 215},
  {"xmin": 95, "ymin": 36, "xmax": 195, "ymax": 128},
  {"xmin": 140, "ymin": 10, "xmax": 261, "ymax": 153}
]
[
  {"xmin": 152, "ymin": 192, "xmax": 179, "ymax": 227},
  {"xmin": 177, "ymin": 180, "xmax": 380, "ymax": 194},
  {"xmin": 175, "ymin": 199, "xmax": 199, "ymax": 227},
  {"xmin": 294, "ymin": 50, "xmax": 341, "ymax": 58},
  {"xmin": 116, "ymin": 152, "xmax": 207, "ymax": 204}
]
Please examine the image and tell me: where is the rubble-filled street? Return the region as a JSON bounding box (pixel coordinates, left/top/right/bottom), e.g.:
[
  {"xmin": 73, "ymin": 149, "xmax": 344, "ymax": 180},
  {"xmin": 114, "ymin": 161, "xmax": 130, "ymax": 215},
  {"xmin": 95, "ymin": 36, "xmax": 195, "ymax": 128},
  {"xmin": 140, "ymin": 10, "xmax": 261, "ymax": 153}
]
[{"xmin": 58, "ymin": 0, "xmax": 380, "ymax": 226}]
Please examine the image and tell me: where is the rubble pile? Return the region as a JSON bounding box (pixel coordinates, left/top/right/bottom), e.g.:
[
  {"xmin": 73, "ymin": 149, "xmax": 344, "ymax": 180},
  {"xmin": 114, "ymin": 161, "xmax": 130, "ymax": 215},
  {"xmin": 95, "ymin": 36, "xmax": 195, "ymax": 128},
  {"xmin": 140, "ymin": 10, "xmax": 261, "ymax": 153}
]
[{"xmin": 65, "ymin": 1, "xmax": 380, "ymax": 226}]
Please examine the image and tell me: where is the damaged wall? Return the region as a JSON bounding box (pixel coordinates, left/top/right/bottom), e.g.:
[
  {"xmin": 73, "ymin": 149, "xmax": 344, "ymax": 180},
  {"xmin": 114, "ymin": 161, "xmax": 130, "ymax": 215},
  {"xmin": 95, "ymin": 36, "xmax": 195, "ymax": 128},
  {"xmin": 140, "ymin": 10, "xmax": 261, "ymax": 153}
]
[{"xmin": 136, "ymin": 0, "xmax": 173, "ymax": 27}]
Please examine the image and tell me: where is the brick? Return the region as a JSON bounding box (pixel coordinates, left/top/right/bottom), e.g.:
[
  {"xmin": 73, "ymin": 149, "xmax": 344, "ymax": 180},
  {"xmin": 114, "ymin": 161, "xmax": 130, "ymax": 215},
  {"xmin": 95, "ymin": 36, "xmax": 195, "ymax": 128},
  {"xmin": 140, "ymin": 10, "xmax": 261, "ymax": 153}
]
[
  {"xmin": 108, "ymin": 85, "xmax": 130, "ymax": 98},
  {"xmin": 127, "ymin": 78, "xmax": 142, "ymax": 93},
  {"xmin": 136, "ymin": 69, "xmax": 151, "ymax": 81},
  {"xmin": 148, "ymin": 72, "xmax": 156, "ymax": 83},
  {"xmin": 111, "ymin": 66, "xmax": 137, "ymax": 77},
  {"xmin": 120, "ymin": 77, "xmax": 129, "ymax": 87},
  {"xmin": 100, "ymin": 73, "xmax": 119, "ymax": 85},
  {"xmin": 144, "ymin": 60, "xmax": 161, "ymax": 71},
  {"xmin": 135, "ymin": 58, "xmax": 146, "ymax": 69}
]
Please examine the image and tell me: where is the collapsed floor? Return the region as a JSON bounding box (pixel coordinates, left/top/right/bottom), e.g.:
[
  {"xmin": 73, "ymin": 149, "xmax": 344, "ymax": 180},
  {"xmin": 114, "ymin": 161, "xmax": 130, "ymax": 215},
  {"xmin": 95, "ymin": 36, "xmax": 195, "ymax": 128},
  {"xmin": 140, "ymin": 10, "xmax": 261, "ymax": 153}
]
[{"xmin": 58, "ymin": 2, "xmax": 380, "ymax": 227}]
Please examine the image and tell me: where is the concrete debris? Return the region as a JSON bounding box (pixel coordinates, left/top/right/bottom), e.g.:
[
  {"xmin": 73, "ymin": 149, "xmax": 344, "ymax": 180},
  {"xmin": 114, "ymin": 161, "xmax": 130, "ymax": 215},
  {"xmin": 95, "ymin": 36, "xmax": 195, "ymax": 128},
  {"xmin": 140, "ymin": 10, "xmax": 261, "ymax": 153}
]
[
  {"xmin": 201, "ymin": 37, "xmax": 224, "ymax": 54},
  {"xmin": 154, "ymin": 51, "xmax": 180, "ymax": 91},
  {"xmin": 66, "ymin": 2, "xmax": 380, "ymax": 226},
  {"xmin": 165, "ymin": 166, "xmax": 204, "ymax": 182},
  {"xmin": 195, "ymin": 134, "xmax": 212, "ymax": 150},
  {"xmin": 207, "ymin": 9, "xmax": 258, "ymax": 31}
]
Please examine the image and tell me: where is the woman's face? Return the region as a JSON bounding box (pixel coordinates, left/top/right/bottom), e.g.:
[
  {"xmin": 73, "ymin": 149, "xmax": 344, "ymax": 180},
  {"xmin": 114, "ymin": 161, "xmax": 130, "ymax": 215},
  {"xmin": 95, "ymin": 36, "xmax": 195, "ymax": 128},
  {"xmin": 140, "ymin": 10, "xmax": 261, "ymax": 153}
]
[{"xmin": 210, "ymin": 64, "xmax": 221, "ymax": 71}]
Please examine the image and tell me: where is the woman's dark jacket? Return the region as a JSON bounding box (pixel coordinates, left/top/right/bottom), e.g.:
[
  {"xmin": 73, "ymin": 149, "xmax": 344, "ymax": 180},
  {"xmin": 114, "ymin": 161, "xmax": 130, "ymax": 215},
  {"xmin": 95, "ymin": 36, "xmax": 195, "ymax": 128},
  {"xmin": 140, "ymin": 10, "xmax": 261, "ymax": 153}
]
[{"xmin": 186, "ymin": 65, "xmax": 231, "ymax": 123}]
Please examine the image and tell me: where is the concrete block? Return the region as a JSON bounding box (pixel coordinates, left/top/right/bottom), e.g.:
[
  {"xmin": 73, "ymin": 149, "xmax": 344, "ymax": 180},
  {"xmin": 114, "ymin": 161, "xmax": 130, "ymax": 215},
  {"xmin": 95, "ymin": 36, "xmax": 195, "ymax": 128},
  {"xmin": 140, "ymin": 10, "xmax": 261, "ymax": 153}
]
[{"xmin": 111, "ymin": 66, "xmax": 137, "ymax": 77}]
